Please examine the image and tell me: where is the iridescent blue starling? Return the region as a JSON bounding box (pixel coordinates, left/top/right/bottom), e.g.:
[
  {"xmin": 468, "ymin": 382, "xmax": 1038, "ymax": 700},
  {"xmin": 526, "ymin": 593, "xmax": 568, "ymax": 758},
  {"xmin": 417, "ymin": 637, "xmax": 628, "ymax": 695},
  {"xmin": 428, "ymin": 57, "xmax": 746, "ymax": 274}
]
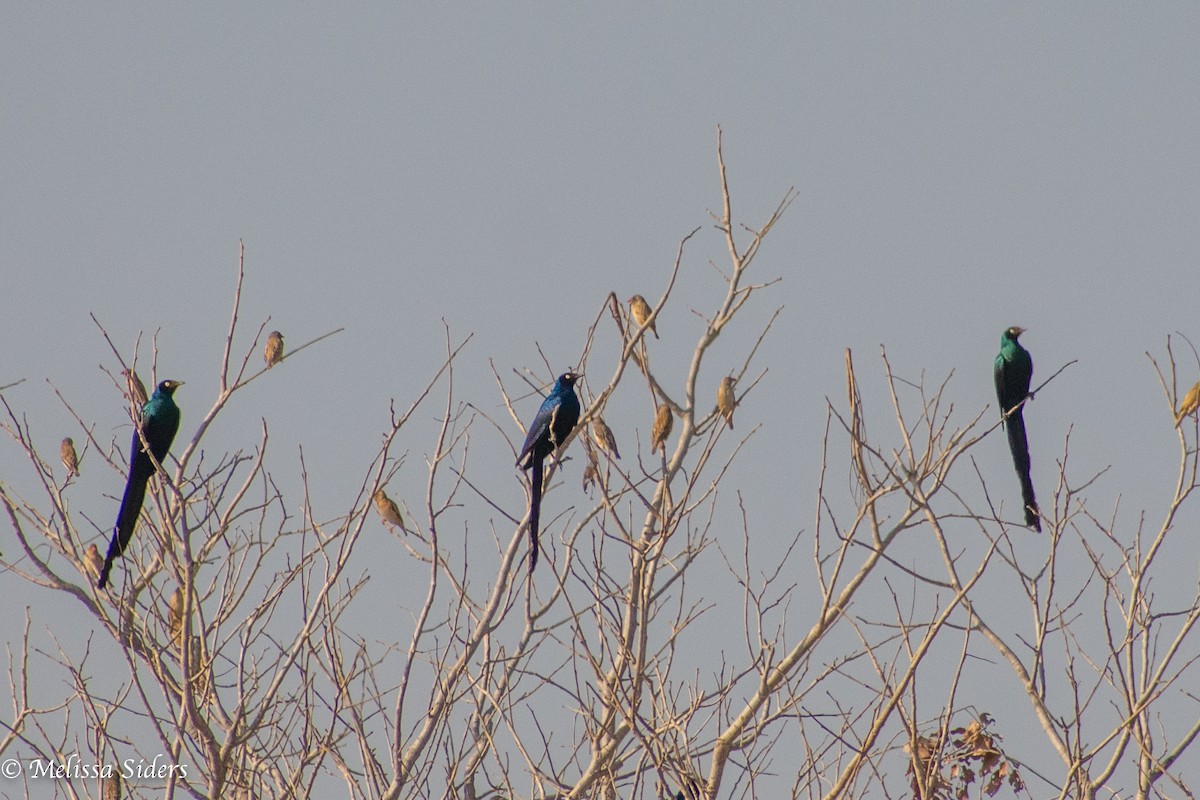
[
  {"xmin": 994, "ymin": 327, "xmax": 1039, "ymax": 531},
  {"xmin": 516, "ymin": 372, "xmax": 581, "ymax": 573},
  {"xmin": 99, "ymin": 379, "xmax": 184, "ymax": 588}
]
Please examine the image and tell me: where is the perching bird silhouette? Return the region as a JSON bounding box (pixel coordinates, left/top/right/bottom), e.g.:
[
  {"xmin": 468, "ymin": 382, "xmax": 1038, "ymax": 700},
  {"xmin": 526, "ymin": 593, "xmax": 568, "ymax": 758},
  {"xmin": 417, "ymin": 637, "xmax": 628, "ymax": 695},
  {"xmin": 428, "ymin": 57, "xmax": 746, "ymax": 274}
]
[
  {"xmin": 123, "ymin": 368, "xmax": 149, "ymax": 420},
  {"xmin": 651, "ymin": 403, "xmax": 673, "ymax": 453},
  {"xmin": 98, "ymin": 379, "xmax": 183, "ymax": 588},
  {"xmin": 994, "ymin": 327, "xmax": 1040, "ymax": 531},
  {"xmin": 591, "ymin": 417, "xmax": 620, "ymax": 460},
  {"xmin": 83, "ymin": 543, "xmax": 104, "ymax": 580},
  {"xmin": 717, "ymin": 376, "xmax": 736, "ymax": 429},
  {"xmin": 374, "ymin": 488, "xmax": 406, "ymax": 532},
  {"xmin": 515, "ymin": 372, "xmax": 581, "ymax": 573},
  {"xmin": 264, "ymin": 330, "xmax": 285, "ymax": 368},
  {"xmin": 60, "ymin": 437, "xmax": 79, "ymax": 478},
  {"xmin": 628, "ymin": 294, "xmax": 658, "ymax": 339},
  {"xmin": 1176, "ymin": 381, "xmax": 1200, "ymax": 427},
  {"xmin": 123, "ymin": 368, "xmax": 149, "ymax": 407}
]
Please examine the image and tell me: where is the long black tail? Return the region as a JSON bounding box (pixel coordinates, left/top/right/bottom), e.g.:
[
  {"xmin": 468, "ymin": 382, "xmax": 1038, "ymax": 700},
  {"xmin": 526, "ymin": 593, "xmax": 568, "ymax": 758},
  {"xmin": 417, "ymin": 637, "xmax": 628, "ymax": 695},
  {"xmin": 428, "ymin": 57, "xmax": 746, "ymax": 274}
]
[
  {"xmin": 528, "ymin": 458, "xmax": 543, "ymax": 573},
  {"xmin": 98, "ymin": 471, "xmax": 150, "ymax": 588},
  {"xmin": 1004, "ymin": 409, "xmax": 1040, "ymax": 532}
]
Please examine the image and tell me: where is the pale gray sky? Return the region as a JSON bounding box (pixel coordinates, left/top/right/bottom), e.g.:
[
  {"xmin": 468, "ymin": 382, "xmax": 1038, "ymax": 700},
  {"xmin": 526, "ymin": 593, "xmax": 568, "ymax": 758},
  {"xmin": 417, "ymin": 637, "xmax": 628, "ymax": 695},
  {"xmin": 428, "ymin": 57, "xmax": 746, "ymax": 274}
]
[{"xmin": 3, "ymin": 4, "xmax": 1199, "ymax": 796}]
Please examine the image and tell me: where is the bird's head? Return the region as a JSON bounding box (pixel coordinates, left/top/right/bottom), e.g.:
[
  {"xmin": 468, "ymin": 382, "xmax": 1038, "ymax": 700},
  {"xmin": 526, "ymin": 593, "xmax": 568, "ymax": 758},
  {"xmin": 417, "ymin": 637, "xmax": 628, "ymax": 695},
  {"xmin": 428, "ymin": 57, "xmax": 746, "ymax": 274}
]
[
  {"xmin": 157, "ymin": 379, "xmax": 184, "ymax": 395},
  {"xmin": 557, "ymin": 372, "xmax": 579, "ymax": 389},
  {"xmin": 270, "ymin": 331, "xmax": 284, "ymax": 340},
  {"xmin": 1004, "ymin": 326, "xmax": 1026, "ymax": 340}
]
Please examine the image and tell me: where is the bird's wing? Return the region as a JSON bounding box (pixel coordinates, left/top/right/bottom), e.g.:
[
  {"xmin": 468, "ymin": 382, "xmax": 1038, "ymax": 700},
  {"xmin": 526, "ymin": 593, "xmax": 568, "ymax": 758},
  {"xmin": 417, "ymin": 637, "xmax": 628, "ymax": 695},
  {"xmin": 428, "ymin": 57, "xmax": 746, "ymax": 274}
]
[
  {"xmin": 517, "ymin": 398, "xmax": 557, "ymax": 466},
  {"xmin": 993, "ymin": 356, "xmax": 1007, "ymax": 414},
  {"xmin": 994, "ymin": 356, "xmax": 1028, "ymax": 416}
]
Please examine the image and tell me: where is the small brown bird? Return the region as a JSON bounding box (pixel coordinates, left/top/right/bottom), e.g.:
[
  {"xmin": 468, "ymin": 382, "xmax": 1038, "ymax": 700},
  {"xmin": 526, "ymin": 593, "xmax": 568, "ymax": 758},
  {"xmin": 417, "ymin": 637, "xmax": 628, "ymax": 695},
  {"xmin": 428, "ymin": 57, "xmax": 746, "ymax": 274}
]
[
  {"xmin": 628, "ymin": 294, "xmax": 658, "ymax": 339},
  {"xmin": 264, "ymin": 330, "xmax": 285, "ymax": 368},
  {"xmin": 60, "ymin": 437, "xmax": 79, "ymax": 477},
  {"xmin": 592, "ymin": 417, "xmax": 621, "ymax": 459},
  {"xmin": 123, "ymin": 368, "xmax": 149, "ymax": 410},
  {"xmin": 717, "ymin": 376, "xmax": 737, "ymax": 429},
  {"xmin": 185, "ymin": 634, "xmax": 211, "ymax": 701},
  {"xmin": 1176, "ymin": 381, "xmax": 1200, "ymax": 427},
  {"xmin": 651, "ymin": 404, "xmax": 673, "ymax": 453},
  {"xmin": 581, "ymin": 438, "xmax": 599, "ymax": 491},
  {"xmin": 168, "ymin": 586, "xmax": 185, "ymax": 639},
  {"xmin": 101, "ymin": 772, "xmax": 121, "ymax": 800},
  {"xmin": 374, "ymin": 489, "xmax": 406, "ymax": 531},
  {"xmin": 84, "ymin": 544, "xmax": 104, "ymax": 579}
]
